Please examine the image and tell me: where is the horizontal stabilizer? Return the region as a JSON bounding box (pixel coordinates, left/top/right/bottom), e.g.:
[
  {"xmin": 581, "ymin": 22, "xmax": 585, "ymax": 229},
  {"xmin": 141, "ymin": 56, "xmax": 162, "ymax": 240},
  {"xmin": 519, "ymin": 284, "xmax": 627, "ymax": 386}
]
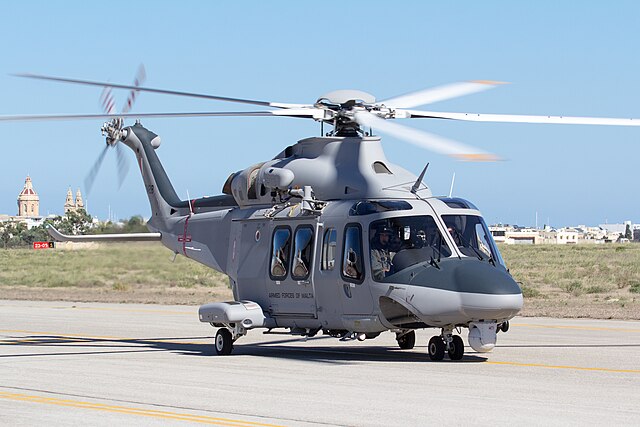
[{"xmin": 47, "ymin": 225, "xmax": 161, "ymax": 242}]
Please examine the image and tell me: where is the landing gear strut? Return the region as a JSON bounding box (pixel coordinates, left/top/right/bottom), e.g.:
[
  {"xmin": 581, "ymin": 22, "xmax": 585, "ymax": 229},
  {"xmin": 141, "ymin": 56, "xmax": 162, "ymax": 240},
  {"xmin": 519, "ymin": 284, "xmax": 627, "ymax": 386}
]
[{"xmin": 429, "ymin": 327, "xmax": 464, "ymax": 361}]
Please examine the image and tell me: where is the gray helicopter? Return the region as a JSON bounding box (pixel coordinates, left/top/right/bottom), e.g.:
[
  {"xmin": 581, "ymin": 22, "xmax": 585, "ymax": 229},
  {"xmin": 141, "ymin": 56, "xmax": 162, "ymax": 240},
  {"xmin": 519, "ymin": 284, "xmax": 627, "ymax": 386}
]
[{"xmin": 5, "ymin": 75, "xmax": 640, "ymax": 360}]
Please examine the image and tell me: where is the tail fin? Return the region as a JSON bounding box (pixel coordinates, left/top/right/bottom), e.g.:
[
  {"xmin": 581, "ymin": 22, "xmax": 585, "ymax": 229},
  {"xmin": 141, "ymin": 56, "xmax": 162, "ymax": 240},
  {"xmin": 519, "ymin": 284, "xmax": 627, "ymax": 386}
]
[{"xmin": 120, "ymin": 123, "xmax": 236, "ymax": 230}]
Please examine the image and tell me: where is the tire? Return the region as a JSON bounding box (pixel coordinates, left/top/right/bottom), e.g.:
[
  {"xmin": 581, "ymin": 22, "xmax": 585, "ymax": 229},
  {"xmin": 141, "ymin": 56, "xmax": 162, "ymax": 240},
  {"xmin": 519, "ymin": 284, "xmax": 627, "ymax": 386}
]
[
  {"xmin": 500, "ymin": 321, "xmax": 510, "ymax": 333},
  {"xmin": 428, "ymin": 336, "xmax": 445, "ymax": 361},
  {"xmin": 215, "ymin": 329, "xmax": 233, "ymax": 355},
  {"xmin": 448, "ymin": 335, "xmax": 464, "ymax": 360},
  {"xmin": 396, "ymin": 330, "xmax": 416, "ymax": 350}
]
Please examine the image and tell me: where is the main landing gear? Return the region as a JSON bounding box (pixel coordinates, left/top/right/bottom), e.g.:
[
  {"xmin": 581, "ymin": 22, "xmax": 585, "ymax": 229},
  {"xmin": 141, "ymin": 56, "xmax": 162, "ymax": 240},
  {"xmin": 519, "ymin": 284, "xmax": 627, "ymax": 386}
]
[
  {"xmin": 428, "ymin": 327, "xmax": 464, "ymax": 361},
  {"xmin": 396, "ymin": 330, "xmax": 416, "ymax": 350},
  {"xmin": 214, "ymin": 323, "xmax": 246, "ymax": 355}
]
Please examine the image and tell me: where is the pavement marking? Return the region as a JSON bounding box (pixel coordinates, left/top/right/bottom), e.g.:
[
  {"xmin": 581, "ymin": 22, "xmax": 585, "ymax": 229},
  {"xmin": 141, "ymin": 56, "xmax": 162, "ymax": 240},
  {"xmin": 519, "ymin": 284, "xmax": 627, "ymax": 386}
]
[
  {"xmin": 486, "ymin": 360, "xmax": 640, "ymax": 374},
  {"xmin": 512, "ymin": 323, "xmax": 640, "ymax": 333},
  {"xmin": 0, "ymin": 392, "xmax": 284, "ymax": 427}
]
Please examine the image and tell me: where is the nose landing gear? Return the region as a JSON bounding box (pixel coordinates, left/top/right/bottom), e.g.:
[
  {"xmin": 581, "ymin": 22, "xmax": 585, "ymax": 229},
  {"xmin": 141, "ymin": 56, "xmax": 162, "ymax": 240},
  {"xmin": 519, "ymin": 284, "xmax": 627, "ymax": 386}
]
[{"xmin": 428, "ymin": 327, "xmax": 464, "ymax": 361}]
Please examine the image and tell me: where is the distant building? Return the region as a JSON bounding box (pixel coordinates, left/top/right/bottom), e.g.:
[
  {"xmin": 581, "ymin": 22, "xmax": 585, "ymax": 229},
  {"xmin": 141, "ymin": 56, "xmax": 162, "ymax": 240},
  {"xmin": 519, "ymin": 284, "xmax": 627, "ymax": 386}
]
[
  {"xmin": 489, "ymin": 224, "xmax": 613, "ymax": 245},
  {"xmin": 17, "ymin": 176, "xmax": 39, "ymax": 217},
  {"xmin": 64, "ymin": 187, "xmax": 85, "ymax": 213}
]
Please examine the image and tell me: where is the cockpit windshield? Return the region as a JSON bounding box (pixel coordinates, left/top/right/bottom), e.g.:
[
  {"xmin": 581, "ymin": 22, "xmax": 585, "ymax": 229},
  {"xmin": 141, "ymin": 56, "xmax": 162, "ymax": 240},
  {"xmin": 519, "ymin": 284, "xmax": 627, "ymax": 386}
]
[
  {"xmin": 369, "ymin": 215, "xmax": 452, "ymax": 282},
  {"xmin": 441, "ymin": 215, "xmax": 505, "ymax": 267}
]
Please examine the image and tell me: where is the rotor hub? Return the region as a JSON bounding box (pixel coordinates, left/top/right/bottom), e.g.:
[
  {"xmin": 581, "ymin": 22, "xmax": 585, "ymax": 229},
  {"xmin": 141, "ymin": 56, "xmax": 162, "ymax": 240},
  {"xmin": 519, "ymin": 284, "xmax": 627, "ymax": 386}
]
[{"xmin": 101, "ymin": 117, "xmax": 124, "ymax": 146}]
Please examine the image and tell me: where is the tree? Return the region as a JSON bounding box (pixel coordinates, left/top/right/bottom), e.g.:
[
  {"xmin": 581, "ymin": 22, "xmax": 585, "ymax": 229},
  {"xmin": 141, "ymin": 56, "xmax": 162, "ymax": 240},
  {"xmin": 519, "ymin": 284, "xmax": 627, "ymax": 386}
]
[{"xmin": 625, "ymin": 224, "xmax": 633, "ymax": 240}]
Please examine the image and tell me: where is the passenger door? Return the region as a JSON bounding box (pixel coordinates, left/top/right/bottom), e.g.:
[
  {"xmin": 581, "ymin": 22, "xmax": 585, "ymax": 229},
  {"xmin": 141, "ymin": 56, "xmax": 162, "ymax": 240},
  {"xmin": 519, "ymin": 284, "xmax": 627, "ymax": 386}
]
[
  {"xmin": 265, "ymin": 220, "xmax": 318, "ymax": 317},
  {"xmin": 339, "ymin": 223, "xmax": 374, "ymax": 315}
]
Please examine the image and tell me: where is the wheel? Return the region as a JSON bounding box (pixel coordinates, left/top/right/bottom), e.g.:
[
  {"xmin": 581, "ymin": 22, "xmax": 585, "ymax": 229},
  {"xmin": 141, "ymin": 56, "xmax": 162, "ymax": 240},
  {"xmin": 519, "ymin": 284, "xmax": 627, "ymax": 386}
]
[
  {"xmin": 500, "ymin": 321, "xmax": 510, "ymax": 333},
  {"xmin": 448, "ymin": 335, "xmax": 464, "ymax": 360},
  {"xmin": 428, "ymin": 336, "xmax": 445, "ymax": 361},
  {"xmin": 396, "ymin": 330, "xmax": 416, "ymax": 350},
  {"xmin": 215, "ymin": 328, "xmax": 233, "ymax": 355}
]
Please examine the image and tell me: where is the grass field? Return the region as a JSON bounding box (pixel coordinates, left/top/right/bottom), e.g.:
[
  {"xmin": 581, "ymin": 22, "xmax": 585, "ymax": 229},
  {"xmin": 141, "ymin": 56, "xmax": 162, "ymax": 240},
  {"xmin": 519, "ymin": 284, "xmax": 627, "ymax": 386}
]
[
  {"xmin": 1, "ymin": 242, "xmax": 639, "ymax": 318},
  {"xmin": 0, "ymin": 243, "xmax": 231, "ymax": 304}
]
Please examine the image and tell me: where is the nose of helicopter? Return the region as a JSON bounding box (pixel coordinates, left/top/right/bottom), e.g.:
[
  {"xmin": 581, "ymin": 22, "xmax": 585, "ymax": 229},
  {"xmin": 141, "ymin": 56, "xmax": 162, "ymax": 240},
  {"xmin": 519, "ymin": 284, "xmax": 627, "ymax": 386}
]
[{"xmin": 453, "ymin": 260, "xmax": 523, "ymax": 319}]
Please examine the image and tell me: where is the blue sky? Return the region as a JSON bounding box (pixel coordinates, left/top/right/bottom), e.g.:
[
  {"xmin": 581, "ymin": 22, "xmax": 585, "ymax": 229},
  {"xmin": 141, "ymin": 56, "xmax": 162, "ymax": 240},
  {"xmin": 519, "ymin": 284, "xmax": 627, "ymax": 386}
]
[{"xmin": 1, "ymin": 1, "xmax": 638, "ymax": 227}]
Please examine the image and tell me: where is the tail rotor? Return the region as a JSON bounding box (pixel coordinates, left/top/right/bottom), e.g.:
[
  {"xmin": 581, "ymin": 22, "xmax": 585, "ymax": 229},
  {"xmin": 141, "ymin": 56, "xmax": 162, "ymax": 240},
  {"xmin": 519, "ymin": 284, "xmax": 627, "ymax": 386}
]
[{"xmin": 84, "ymin": 65, "xmax": 145, "ymax": 195}]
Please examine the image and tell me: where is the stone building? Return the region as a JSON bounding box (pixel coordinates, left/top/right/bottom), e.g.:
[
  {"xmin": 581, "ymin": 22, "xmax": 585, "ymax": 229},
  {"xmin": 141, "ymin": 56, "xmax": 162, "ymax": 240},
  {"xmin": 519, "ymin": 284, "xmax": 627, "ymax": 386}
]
[
  {"xmin": 64, "ymin": 187, "xmax": 85, "ymax": 213},
  {"xmin": 17, "ymin": 176, "xmax": 39, "ymax": 217}
]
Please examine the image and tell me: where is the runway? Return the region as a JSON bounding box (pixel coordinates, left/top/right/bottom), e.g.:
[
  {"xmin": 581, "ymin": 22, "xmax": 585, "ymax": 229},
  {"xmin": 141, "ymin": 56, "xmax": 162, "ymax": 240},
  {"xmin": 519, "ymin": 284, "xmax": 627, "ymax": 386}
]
[{"xmin": 0, "ymin": 300, "xmax": 639, "ymax": 426}]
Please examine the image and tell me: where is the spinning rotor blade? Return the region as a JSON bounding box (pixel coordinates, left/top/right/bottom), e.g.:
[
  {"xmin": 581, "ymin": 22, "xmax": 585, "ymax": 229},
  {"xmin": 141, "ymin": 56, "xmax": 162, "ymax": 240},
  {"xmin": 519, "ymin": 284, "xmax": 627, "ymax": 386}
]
[
  {"xmin": 404, "ymin": 110, "xmax": 640, "ymax": 126},
  {"xmin": 121, "ymin": 64, "xmax": 146, "ymax": 114},
  {"xmin": 0, "ymin": 110, "xmax": 320, "ymax": 122},
  {"xmin": 115, "ymin": 142, "xmax": 130, "ymax": 189},
  {"xmin": 354, "ymin": 111, "xmax": 499, "ymax": 161},
  {"xmin": 14, "ymin": 73, "xmax": 307, "ymax": 109},
  {"xmin": 84, "ymin": 145, "xmax": 109, "ymax": 195},
  {"xmin": 380, "ymin": 81, "xmax": 505, "ymax": 109}
]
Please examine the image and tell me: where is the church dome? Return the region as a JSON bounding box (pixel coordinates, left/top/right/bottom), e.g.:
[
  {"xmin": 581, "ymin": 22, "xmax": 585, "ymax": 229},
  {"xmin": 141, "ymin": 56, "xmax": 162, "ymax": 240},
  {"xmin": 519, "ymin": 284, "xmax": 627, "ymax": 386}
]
[{"xmin": 17, "ymin": 175, "xmax": 39, "ymax": 217}]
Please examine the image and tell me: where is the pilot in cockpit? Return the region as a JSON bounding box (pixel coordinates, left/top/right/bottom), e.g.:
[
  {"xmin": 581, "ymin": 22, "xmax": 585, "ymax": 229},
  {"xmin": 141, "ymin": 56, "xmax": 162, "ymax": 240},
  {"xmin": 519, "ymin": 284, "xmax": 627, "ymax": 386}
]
[{"xmin": 371, "ymin": 226, "xmax": 395, "ymax": 281}]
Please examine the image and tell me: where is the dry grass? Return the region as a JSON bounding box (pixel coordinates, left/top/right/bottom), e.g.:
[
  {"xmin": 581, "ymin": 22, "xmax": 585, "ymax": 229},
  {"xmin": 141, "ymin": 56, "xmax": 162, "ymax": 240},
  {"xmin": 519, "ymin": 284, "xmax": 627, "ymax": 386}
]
[
  {"xmin": 499, "ymin": 243, "xmax": 640, "ymax": 319},
  {"xmin": 0, "ymin": 242, "xmax": 232, "ymax": 304}
]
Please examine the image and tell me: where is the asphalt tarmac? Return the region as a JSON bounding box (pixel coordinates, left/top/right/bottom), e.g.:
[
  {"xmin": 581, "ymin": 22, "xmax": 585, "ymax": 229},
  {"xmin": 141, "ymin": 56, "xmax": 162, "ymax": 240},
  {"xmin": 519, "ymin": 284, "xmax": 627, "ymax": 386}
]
[{"xmin": 1, "ymin": 300, "xmax": 639, "ymax": 426}]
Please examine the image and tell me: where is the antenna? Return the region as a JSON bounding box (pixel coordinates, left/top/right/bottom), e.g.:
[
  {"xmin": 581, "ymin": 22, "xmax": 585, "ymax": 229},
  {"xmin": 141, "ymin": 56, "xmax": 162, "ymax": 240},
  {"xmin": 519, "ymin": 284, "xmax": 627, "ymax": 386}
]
[
  {"xmin": 448, "ymin": 172, "xmax": 456, "ymax": 198},
  {"xmin": 410, "ymin": 163, "xmax": 429, "ymax": 195},
  {"xmin": 186, "ymin": 190, "xmax": 194, "ymax": 214}
]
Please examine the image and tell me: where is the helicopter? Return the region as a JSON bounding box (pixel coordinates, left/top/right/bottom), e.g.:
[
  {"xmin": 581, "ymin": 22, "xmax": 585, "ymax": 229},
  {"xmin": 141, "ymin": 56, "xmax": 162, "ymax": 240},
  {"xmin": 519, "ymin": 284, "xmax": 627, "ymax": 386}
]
[{"xmin": 3, "ymin": 73, "xmax": 640, "ymax": 360}]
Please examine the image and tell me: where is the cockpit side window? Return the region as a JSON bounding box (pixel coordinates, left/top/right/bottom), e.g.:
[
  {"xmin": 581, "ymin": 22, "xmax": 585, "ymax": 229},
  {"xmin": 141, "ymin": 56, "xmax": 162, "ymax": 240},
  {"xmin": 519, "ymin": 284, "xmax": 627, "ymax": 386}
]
[
  {"xmin": 341, "ymin": 224, "xmax": 364, "ymax": 283},
  {"xmin": 291, "ymin": 226, "xmax": 314, "ymax": 280},
  {"xmin": 270, "ymin": 226, "xmax": 291, "ymax": 280},
  {"xmin": 321, "ymin": 228, "xmax": 337, "ymax": 271}
]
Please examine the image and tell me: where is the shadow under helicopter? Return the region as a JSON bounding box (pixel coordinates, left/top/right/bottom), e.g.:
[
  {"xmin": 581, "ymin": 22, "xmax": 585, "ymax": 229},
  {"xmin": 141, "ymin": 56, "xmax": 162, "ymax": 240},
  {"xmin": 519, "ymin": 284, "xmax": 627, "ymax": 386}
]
[
  {"xmin": 7, "ymin": 334, "xmax": 637, "ymax": 363},
  {"xmin": 0, "ymin": 333, "xmax": 494, "ymax": 364}
]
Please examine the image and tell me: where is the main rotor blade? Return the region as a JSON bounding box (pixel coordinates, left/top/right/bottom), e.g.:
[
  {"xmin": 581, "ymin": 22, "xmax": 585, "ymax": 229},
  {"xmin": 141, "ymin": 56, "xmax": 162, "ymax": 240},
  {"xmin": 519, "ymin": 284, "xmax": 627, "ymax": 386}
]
[
  {"xmin": 404, "ymin": 109, "xmax": 640, "ymax": 126},
  {"xmin": 0, "ymin": 109, "xmax": 321, "ymax": 122},
  {"xmin": 84, "ymin": 145, "xmax": 109, "ymax": 196},
  {"xmin": 14, "ymin": 73, "xmax": 308, "ymax": 109},
  {"xmin": 354, "ymin": 111, "xmax": 499, "ymax": 161},
  {"xmin": 379, "ymin": 81, "xmax": 505, "ymax": 109}
]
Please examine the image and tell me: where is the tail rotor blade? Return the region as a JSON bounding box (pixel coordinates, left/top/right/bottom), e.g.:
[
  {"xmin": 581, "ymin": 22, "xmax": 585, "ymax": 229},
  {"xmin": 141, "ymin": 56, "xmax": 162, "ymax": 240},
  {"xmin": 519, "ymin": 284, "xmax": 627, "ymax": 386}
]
[
  {"xmin": 100, "ymin": 87, "xmax": 116, "ymax": 114},
  {"xmin": 115, "ymin": 142, "xmax": 130, "ymax": 189},
  {"xmin": 122, "ymin": 64, "xmax": 147, "ymax": 114},
  {"xmin": 84, "ymin": 145, "xmax": 109, "ymax": 196}
]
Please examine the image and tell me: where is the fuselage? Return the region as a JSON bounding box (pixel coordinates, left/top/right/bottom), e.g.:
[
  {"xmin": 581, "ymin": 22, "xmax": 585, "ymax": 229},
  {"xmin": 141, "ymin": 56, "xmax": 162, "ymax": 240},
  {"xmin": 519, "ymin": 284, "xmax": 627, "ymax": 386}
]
[{"xmin": 159, "ymin": 196, "xmax": 523, "ymax": 333}]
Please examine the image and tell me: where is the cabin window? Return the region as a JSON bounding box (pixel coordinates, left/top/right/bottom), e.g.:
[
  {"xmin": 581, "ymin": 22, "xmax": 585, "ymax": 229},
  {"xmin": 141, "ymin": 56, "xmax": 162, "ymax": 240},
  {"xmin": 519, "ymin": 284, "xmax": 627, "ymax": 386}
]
[
  {"xmin": 341, "ymin": 224, "xmax": 364, "ymax": 283},
  {"xmin": 321, "ymin": 228, "xmax": 337, "ymax": 270},
  {"xmin": 270, "ymin": 226, "xmax": 291, "ymax": 280},
  {"xmin": 291, "ymin": 226, "xmax": 314, "ymax": 280}
]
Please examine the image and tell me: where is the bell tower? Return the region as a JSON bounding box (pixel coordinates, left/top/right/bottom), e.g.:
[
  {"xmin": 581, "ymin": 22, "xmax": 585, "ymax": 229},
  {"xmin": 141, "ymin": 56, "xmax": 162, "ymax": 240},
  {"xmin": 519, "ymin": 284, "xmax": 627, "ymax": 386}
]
[
  {"xmin": 75, "ymin": 188, "xmax": 84, "ymax": 210},
  {"xmin": 64, "ymin": 187, "xmax": 75, "ymax": 213}
]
